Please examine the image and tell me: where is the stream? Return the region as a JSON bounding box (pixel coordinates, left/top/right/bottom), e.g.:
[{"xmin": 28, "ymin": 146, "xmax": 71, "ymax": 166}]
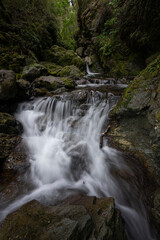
[{"xmin": 0, "ymin": 73, "xmax": 157, "ymax": 240}]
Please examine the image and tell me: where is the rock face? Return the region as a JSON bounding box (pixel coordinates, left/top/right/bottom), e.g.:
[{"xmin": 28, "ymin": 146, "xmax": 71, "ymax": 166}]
[
  {"xmin": 0, "ymin": 70, "xmax": 17, "ymax": 100},
  {"xmin": 77, "ymin": 0, "xmax": 108, "ymax": 73},
  {"xmin": 0, "ymin": 112, "xmax": 21, "ymax": 168},
  {"xmin": 0, "ymin": 195, "xmax": 127, "ymax": 240},
  {"xmin": 77, "ymin": 0, "xmax": 160, "ymax": 76},
  {"xmin": 109, "ymin": 55, "xmax": 160, "ymax": 235},
  {"xmin": 22, "ymin": 63, "xmax": 48, "ymax": 81}
]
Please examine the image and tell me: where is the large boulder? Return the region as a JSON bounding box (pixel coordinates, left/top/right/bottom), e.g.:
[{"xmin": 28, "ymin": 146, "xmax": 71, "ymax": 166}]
[
  {"xmin": 22, "ymin": 63, "xmax": 48, "ymax": 81},
  {"xmin": 44, "ymin": 45, "xmax": 85, "ymax": 71},
  {"xmin": 0, "ymin": 195, "xmax": 127, "ymax": 240},
  {"xmin": 32, "ymin": 75, "xmax": 76, "ymax": 96},
  {"xmin": 43, "ymin": 62, "xmax": 84, "ymax": 79},
  {"xmin": 0, "ymin": 70, "xmax": 17, "ymax": 100}
]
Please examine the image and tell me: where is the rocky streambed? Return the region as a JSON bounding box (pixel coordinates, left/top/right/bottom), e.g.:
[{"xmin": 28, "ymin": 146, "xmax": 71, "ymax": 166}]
[{"xmin": 0, "ymin": 69, "xmax": 159, "ymax": 240}]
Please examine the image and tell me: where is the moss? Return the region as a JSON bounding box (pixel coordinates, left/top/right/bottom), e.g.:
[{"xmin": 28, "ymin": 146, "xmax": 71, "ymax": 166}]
[
  {"xmin": 16, "ymin": 73, "xmax": 22, "ymax": 80},
  {"xmin": 64, "ymin": 78, "xmax": 76, "ymax": 89},
  {"xmin": 42, "ymin": 62, "xmax": 62, "ymax": 76},
  {"xmin": 155, "ymin": 110, "xmax": 160, "ymax": 122},
  {"xmin": 44, "ymin": 45, "xmax": 85, "ymax": 71},
  {"xmin": 111, "ymin": 55, "xmax": 160, "ymax": 117},
  {"xmin": 59, "ymin": 65, "xmax": 83, "ymax": 79}
]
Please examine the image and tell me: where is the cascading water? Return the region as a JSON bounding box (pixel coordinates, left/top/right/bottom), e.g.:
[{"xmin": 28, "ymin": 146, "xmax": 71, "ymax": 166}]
[
  {"xmin": 0, "ymin": 89, "xmax": 156, "ymax": 240},
  {"xmin": 86, "ymin": 63, "xmax": 99, "ymax": 77}
]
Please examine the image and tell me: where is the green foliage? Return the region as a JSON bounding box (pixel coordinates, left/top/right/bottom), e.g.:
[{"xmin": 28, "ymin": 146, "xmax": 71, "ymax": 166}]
[
  {"xmin": 54, "ymin": 0, "xmax": 78, "ymax": 50},
  {"xmin": 0, "ymin": 0, "xmax": 58, "ymax": 71}
]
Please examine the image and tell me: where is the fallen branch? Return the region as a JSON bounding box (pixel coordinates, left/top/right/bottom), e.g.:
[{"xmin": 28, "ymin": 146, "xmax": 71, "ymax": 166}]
[{"xmin": 100, "ymin": 124, "xmax": 111, "ymax": 149}]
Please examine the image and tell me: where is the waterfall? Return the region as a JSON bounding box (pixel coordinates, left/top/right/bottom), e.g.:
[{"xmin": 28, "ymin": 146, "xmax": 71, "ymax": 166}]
[
  {"xmin": 86, "ymin": 63, "xmax": 99, "ymax": 76},
  {"xmin": 0, "ymin": 91, "xmax": 156, "ymax": 240}
]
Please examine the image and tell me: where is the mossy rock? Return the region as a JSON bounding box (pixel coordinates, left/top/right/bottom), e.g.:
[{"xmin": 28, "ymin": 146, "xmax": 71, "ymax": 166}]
[
  {"xmin": 64, "ymin": 78, "xmax": 76, "ymax": 88},
  {"xmin": 111, "ymin": 55, "xmax": 160, "ymax": 117},
  {"xmin": 59, "ymin": 65, "xmax": 84, "ymax": 79},
  {"xmin": 21, "ymin": 63, "xmax": 48, "ymax": 81},
  {"xmin": 0, "ymin": 47, "xmax": 26, "ymax": 73},
  {"xmin": 0, "ymin": 195, "xmax": 127, "ymax": 240},
  {"xmin": 41, "ymin": 62, "xmax": 62, "ymax": 76},
  {"xmin": 32, "ymin": 75, "xmax": 76, "ymax": 96},
  {"xmin": 44, "ymin": 45, "xmax": 85, "ymax": 71},
  {"xmin": 43, "ymin": 62, "xmax": 84, "ymax": 79}
]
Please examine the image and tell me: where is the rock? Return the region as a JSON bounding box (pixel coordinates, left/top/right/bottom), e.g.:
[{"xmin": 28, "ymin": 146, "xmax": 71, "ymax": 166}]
[
  {"xmin": 0, "ymin": 133, "xmax": 18, "ymax": 165},
  {"xmin": 32, "ymin": 76, "xmax": 76, "ymax": 96},
  {"xmin": 44, "ymin": 63, "xmax": 84, "ymax": 79},
  {"xmin": 42, "ymin": 62, "xmax": 62, "ymax": 76},
  {"xmin": 76, "ymin": 79, "xmax": 86, "ymax": 85},
  {"xmin": 109, "ymin": 55, "xmax": 160, "ymax": 234},
  {"xmin": 152, "ymin": 189, "xmax": 160, "ymax": 234},
  {"xmin": 76, "ymin": 47, "xmax": 84, "ymax": 57},
  {"xmin": 0, "ymin": 112, "xmax": 21, "ymax": 135},
  {"xmin": 0, "ymin": 112, "xmax": 21, "ymax": 167},
  {"xmin": 44, "ymin": 45, "xmax": 85, "ymax": 71},
  {"xmin": 58, "ymin": 65, "xmax": 84, "ymax": 79},
  {"xmin": 85, "ymin": 56, "xmax": 92, "ymax": 66},
  {"xmin": 16, "ymin": 79, "xmax": 31, "ymax": 100},
  {"xmin": 0, "ymin": 139, "xmax": 29, "ymax": 210},
  {"xmin": 53, "ymin": 87, "xmax": 67, "ymax": 94},
  {"xmin": 22, "ymin": 63, "xmax": 48, "ymax": 81},
  {"xmin": 0, "ymin": 195, "xmax": 127, "ymax": 240},
  {"xmin": 0, "ymin": 70, "xmax": 17, "ymax": 100}
]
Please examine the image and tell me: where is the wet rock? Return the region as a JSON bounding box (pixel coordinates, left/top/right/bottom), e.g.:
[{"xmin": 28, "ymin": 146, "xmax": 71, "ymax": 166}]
[
  {"xmin": 0, "ymin": 140, "xmax": 29, "ymax": 207},
  {"xmin": 53, "ymin": 87, "xmax": 67, "ymax": 95},
  {"xmin": 0, "ymin": 195, "xmax": 127, "ymax": 240},
  {"xmin": 0, "ymin": 109, "xmax": 27, "ymax": 209},
  {"xmin": 109, "ymin": 56, "xmax": 160, "ymax": 234},
  {"xmin": 76, "ymin": 79, "xmax": 86, "ymax": 85},
  {"xmin": 0, "ymin": 112, "xmax": 21, "ymax": 167},
  {"xmin": 152, "ymin": 189, "xmax": 160, "ymax": 235},
  {"xmin": 0, "ymin": 70, "xmax": 17, "ymax": 100},
  {"xmin": 0, "ymin": 133, "xmax": 19, "ymax": 165},
  {"xmin": 22, "ymin": 63, "xmax": 48, "ymax": 81},
  {"xmin": 0, "ymin": 112, "xmax": 20, "ymax": 135},
  {"xmin": 32, "ymin": 76, "xmax": 76, "ymax": 96},
  {"xmin": 72, "ymin": 90, "xmax": 89, "ymax": 103}
]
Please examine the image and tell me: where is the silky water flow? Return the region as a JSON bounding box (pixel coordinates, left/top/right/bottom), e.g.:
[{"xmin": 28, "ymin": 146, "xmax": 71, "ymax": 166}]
[{"xmin": 0, "ymin": 90, "xmax": 156, "ymax": 240}]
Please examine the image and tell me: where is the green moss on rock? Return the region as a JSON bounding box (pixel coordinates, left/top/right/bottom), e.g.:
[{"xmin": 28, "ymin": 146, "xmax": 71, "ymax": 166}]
[
  {"xmin": 64, "ymin": 78, "xmax": 76, "ymax": 88},
  {"xmin": 44, "ymin": 45, "xmax": 85, "ymax": 71},
  {"xmin": 21, "ymin": 63, "xmax": 48, "ymax": 81},
  {"xmin": 111, "ymin": 55, "xmax": 160, "ymax": 116}
]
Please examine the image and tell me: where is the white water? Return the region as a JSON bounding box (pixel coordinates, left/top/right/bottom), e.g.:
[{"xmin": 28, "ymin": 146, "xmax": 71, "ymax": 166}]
[
  {"xmin": 0, "ymin": 91, "xmax": 156, "ymax": 240},
  {"xmin": 86, "ymin": 63, "xmax": 100, "ymax": 76}
]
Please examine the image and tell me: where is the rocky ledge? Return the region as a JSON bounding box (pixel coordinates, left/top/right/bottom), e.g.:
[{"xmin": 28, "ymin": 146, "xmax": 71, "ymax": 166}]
[
  {"xmin": 108, "ymin": 55, "xmax": 160, "ymax": 235},
  {"xmin": 0, "ymin": 194, "xmax": 127, "ymax": 240}
]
